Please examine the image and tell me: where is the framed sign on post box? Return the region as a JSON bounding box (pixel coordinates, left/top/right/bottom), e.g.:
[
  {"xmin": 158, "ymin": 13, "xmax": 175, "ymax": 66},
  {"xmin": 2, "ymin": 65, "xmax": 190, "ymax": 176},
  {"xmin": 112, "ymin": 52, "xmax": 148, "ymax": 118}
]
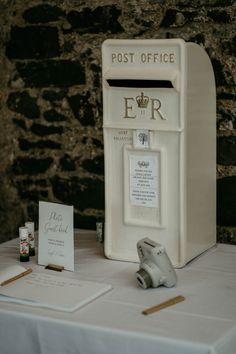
[{"xmin": 102, "ymin": 39, "xmax": 216, "ymax": 267}]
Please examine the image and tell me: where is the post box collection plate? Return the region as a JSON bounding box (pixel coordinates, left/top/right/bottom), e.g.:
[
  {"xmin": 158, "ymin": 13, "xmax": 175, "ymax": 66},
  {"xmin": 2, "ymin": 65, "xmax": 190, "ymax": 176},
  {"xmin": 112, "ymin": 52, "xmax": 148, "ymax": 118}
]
[{"xmin": 102, "ymin": 39, "xmax": 216, "ymax": 267}]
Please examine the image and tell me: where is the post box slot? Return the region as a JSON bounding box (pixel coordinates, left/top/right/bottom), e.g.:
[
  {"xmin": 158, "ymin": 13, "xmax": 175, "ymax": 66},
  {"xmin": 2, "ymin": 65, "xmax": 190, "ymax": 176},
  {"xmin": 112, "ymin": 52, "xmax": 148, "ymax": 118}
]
[{"xmin": 106, "ymin": 79, "xmax": 173, "ymax": 88}]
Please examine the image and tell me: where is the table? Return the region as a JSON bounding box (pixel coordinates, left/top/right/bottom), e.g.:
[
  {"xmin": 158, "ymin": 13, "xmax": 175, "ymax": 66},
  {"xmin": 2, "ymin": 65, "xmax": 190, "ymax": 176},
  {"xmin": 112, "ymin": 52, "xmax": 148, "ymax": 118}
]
[{"xmin": 0, "ymin": 230, "xmax": 236, "ymax": 354}]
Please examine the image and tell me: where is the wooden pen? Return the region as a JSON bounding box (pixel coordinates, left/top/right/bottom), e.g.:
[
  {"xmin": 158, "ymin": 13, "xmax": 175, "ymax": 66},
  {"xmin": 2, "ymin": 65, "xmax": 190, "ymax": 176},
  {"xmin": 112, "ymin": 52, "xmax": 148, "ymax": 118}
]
[
  {"xmin": 142, "ymin": 295, "xmax": 185, "ymax": 315},
  {"xmin": 1, "ymin": 268, "xmax": 32, "ymax": 286}
]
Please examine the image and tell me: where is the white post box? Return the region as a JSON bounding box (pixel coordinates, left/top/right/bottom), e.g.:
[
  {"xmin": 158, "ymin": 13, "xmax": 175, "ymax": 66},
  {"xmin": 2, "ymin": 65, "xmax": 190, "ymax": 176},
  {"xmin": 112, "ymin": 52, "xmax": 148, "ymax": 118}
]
[{"xmin": 102, "ymin": 39, "xmax": 216, "ymax": 267}]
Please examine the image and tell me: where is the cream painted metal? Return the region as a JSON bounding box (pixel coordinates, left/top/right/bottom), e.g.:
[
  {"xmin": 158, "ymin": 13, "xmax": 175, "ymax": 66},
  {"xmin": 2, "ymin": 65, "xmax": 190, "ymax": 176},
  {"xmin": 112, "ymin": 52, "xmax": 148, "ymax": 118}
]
[{"xmin": 102, "ymin": 39, "xmax": 216, "ymax": 267}]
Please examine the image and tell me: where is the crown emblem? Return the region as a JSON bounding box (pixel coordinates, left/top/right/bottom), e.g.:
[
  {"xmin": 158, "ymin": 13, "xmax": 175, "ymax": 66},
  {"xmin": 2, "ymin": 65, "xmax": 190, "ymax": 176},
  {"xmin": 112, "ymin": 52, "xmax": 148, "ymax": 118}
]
[{"xmin": 136, "ymin": 92, "xmax": 149, "ymax": 108}]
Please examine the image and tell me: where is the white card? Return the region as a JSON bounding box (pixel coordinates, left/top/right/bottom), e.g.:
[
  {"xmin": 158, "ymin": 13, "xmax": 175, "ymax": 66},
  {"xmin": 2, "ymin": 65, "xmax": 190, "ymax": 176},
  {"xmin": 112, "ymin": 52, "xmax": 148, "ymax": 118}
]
[
  {"xmin": 38, "ymin": 201, "xmax": 74, "ymax": 271},
  {"xmin": 129, "ymin": 154, "xmax": 158, "ymax": 208},
  {"xmin": 133, "ymin": 129, "xmax": 150, "ymax": 149}
]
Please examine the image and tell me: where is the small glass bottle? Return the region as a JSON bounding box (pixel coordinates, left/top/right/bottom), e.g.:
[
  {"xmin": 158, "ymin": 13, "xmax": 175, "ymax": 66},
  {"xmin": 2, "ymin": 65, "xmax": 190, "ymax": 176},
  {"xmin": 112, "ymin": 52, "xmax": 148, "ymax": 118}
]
[
  {"xmin": 19, "ymin": 226, "xmax": 29, "ymax": 262},
  {"xmin": 25, "ymin": 221, "xmax": 35, "ymax": 256}
]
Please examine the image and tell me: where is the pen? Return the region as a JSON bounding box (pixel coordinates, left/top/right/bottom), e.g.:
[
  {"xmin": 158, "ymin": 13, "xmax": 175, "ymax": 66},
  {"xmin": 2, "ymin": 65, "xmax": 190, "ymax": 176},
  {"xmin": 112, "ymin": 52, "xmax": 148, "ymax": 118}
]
[
  {"xmin": 1, "ymin": 268, "xmax": 32, "ymax": 286},
  {"xmin": 142, "ymin": 295, "xmax": 185, "ymax": 315}
]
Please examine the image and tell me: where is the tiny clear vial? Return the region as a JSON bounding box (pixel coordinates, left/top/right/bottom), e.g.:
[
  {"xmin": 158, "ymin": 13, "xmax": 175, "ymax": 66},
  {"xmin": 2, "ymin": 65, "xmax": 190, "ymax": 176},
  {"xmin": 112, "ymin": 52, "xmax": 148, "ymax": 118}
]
[
  {"xmin": 25, "ymin": 221, "xmax": 35, "ymax": 256},
  {"xmin": 19, "ymin": 226, "xmax": 29, "ymax": 262}
]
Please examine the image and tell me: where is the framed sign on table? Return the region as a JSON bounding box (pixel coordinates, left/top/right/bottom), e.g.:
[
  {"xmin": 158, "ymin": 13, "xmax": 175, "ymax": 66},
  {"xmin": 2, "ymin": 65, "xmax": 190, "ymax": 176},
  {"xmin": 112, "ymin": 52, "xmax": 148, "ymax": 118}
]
[{"xmin": 38, "ymin": 201, "xmax": 74, "ymax": 271}]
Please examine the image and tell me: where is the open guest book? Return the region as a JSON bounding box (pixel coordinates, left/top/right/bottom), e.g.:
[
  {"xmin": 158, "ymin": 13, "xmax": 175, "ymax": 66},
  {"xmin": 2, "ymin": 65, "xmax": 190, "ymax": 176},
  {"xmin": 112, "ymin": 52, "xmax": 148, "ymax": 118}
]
[{"xmin": 0, "ymin": 265, "xmax": 112, "ymax": 312}]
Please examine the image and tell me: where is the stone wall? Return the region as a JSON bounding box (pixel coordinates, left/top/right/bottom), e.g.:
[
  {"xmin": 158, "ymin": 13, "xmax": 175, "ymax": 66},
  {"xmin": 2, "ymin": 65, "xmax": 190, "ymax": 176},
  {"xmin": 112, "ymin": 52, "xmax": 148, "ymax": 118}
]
[{"xmin": 0, "ymin": 0, "xmax": 235, "ymax": 243}]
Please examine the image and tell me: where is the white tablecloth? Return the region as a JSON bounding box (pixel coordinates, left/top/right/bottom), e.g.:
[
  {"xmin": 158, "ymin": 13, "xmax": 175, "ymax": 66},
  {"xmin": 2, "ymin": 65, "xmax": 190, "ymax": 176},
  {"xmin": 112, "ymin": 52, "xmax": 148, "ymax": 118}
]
[{"xmin": 0, "ymin": 230, "xmax": 236, "ymax": 354}]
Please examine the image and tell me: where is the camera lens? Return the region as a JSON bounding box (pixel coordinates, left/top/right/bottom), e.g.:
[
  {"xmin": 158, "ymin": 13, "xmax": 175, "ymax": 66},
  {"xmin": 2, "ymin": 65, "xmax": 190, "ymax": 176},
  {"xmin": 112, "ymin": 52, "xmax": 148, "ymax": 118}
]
[{"xmin": 136, "ymin": 269, "xmax": 152, "ymax": 289}]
